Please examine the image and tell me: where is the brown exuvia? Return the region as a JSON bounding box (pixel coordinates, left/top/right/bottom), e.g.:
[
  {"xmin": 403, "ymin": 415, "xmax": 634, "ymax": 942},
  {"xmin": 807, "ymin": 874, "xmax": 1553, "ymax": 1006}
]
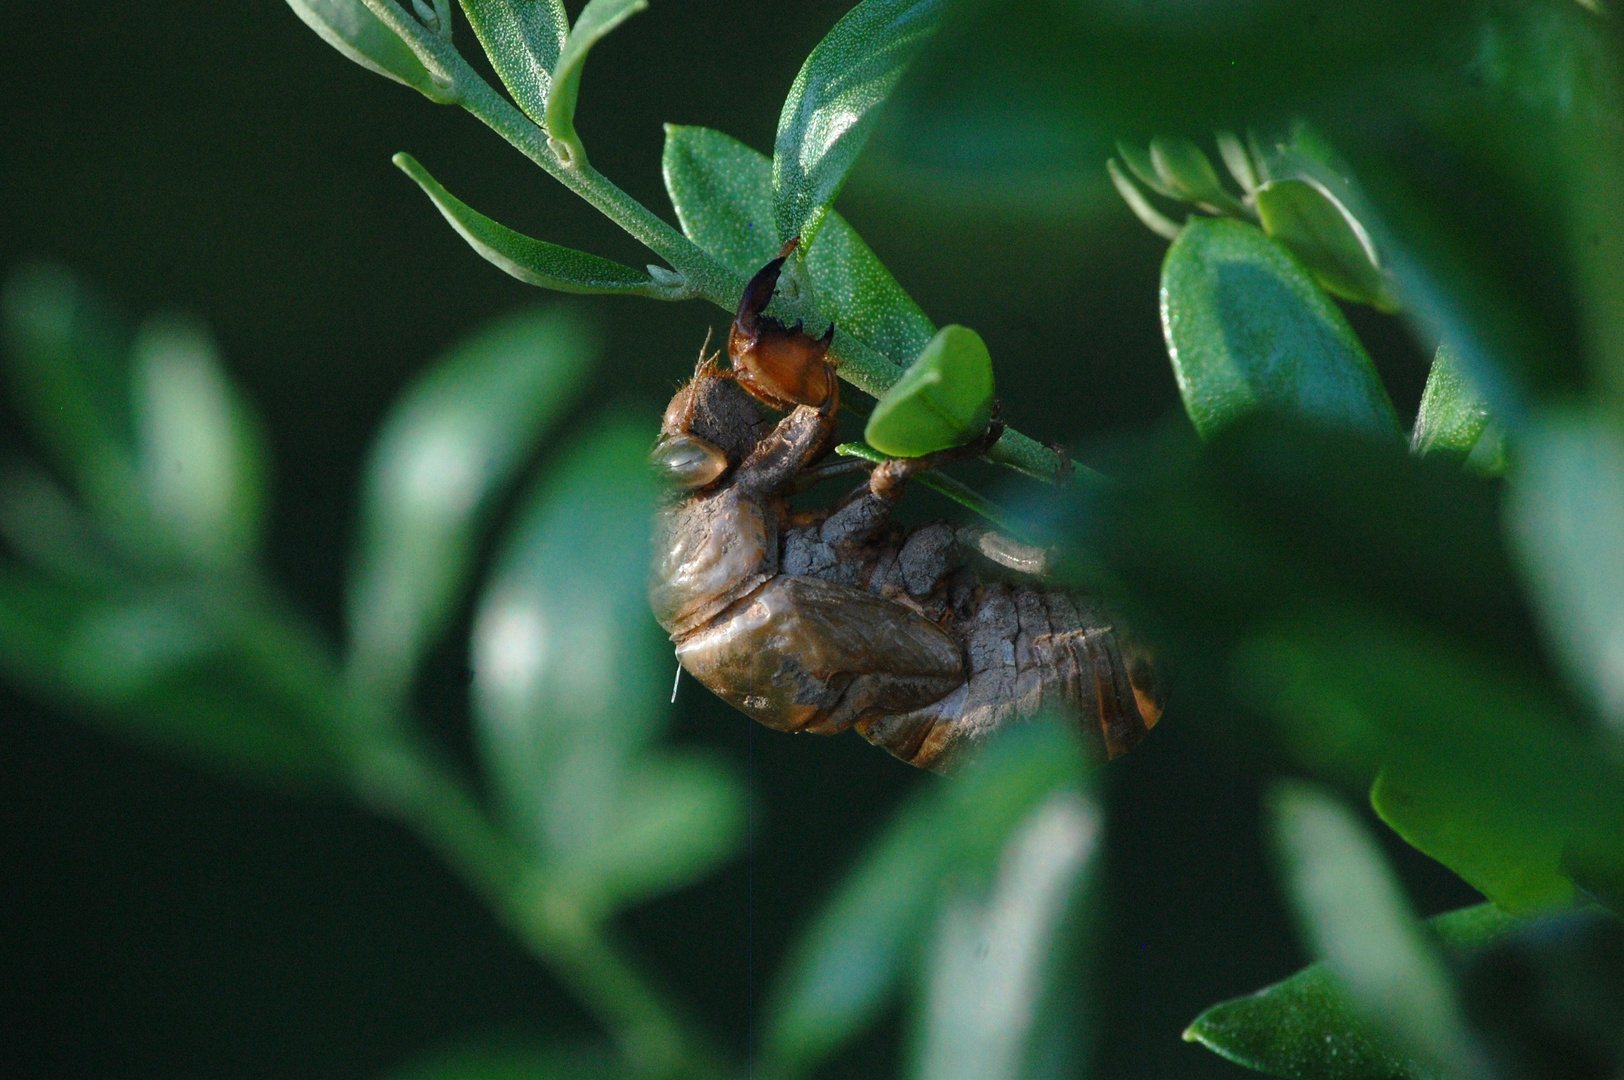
[{"xmin": 648, "ymin": 245, "xmax": 1165, "ymax": 772}]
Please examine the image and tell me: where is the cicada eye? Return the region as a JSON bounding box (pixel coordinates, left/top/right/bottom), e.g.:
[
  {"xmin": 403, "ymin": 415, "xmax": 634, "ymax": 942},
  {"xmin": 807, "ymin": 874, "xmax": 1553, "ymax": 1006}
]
[{"xmin": 652, "ymin": 434, "xmax": 729, "ymax": 489}]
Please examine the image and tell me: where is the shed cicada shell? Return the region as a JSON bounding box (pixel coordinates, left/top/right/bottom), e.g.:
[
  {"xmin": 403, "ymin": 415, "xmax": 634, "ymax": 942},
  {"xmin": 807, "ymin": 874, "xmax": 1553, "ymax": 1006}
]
[{"xmin": 649, "ymin": 244, "xmax": 1165, "ymax": 772}]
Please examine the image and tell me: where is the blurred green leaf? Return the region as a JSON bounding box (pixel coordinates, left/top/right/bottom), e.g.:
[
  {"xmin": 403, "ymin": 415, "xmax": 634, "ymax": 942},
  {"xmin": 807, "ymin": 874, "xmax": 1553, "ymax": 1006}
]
[
  {"xmin": 0, "ymin": 571, "xmax": 341, "ymax": 787},
  {"xmin": 131, "ymin": 316, "xmax": 265, "ymax": 568},
  {"xmin": 1256, "ymin": 178, "xmax": 1397, "ymax": 312},
  {"xmin": 458, "ymin": 0, "xmax": 568, "ymax": 124},
  {"xmin": 2, "ymin": 264, "xmax": 144, "ymax": 529},
  {"xmin": 0, "ymin": 465, "xmax": 118, "ymax": 586},
  {"xmin": 285, "ymin": 0, "xmax": 445, "ymax": 98},
  {"xmin": 662, "ymin": 125, "xmax": 933, "ymax": 366},
  {"xmin": 773, "ymin": 0, "xmax": 944, "ymax": 246},
  {"xmin": 911, "ymin": 786, "xmax": 1101, "ymax": 1080},
  {"xmin": 1410, "ymin": 344, "xmax": 1504, "ymax": 476},
  {"xmin": 544, "ymin": 0, "xmax": 649, "ymax": 167},
  {"xmin": 395, "ymin": 154, "xmax": 677, "ymax": 297},
  {"xmin": 472, "ymin": 417, "xmax": 742, "ymax": 909},
  {"xmin": 1507, "ymin": 407, "xmax": 1624, "ymax": 738},
  {"xmin": 347, "ymin": 305, "xmax": 594, "ymax": 705},
  {"xmin": 1149, "ymin": 136, "xmax": 1246, "ymax": 216},
  {"xmin": 566, "ymin": 751, "xmax": 745, "ymax": 914},
  {"xmin": 1459, "ymin": 908, "xmax": 1624, "ymax": 1080},
  {"xmin": 1268, "ymin": 781, "xmax": 1484, "ymax": 1079},
  {"xmin": 1187, "ymin": 903, "xmax": 1521, "ymax": 1080},
  {"xmin": 386, "ymin": 1041, "xmax": 626, "ymax": 1080},
  {"xmin": 1116, "ymin": 139, "xmax": 1176, "ymax": 198},
  {"xmin": 865, "ymin": 325, "xmax": 995, "ymax": 457},
  {"xmin": 762, "ymin": 719, "xmax": 1087, "ymax": 1078},
  {"xmin": 1161, "ymin": 218, "xmax": 1401, "ymax": 441}
]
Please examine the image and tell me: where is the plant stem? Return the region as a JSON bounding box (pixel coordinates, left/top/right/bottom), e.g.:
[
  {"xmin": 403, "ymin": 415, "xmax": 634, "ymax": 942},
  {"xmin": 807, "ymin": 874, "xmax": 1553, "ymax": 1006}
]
[
  {"xmin": 356, "ymin": 0, "xmax": 1078, "ymax": 486},
  {"xmin": 235, "ymin": 596, "xmax": 735, "ymax": 1080}
]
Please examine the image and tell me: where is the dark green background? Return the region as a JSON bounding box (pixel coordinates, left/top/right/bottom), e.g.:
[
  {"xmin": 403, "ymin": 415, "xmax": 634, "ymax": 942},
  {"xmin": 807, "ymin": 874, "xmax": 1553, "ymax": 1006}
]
[{"xmin": 0, "ymin": 3, "xmax": 1472, "ymax": 1078}]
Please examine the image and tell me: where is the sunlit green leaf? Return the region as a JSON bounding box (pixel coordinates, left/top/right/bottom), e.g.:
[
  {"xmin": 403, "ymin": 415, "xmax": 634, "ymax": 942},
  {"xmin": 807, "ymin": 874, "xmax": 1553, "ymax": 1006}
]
[
  {"xmin": 458, "ymin": 0, "xmax": 568, "ymax": 124},
  {"xmin": 1186, "ymin": 903, "xmax": 1521, "ymax": 1080},
  {"xmin": 773, "ymin": 0, "xmax": 944, "ymax": 246},
  {"xmin": 544, "ymin": 0, "xmax": 649, "ymax": 167},
  {"xmin": 1506, "ymin": 408, "xmax": 1624, "ymax": 741},
  {"xmin": 131, "ymin": 316, "xmax": 265, "ymax": 568},
  {"xmin": 347, "ymin": 306, "xmax": 594, "ymax": 705},
  {"xmin": 762, "ymin": 720, "xmax": 1087, "ymax": 1078},
  {"xmin": 911, "ymin": 787, "xmax": 1101, "ymax": 1080},
  {"xmin": 1268, "ymin": 781, "xmax": 1484, "ymax": 1080},
  {"xmin": 662, "ymin": 124, "xmax": 934, "ymax": 365},
  {"xmin": 1410, "ymin": 344, "xmax": 1500, "ymax": 469},
  {"xmin": 1256, "ymin": 178, "xmax": 1397, "ymax": 311},
  {"xmin": 865, "ymin": 325, "xmax": 995, "ymax": 457},
  {"xmin": 395, "ymin": 154, "xmax": 676, "ymax": 297},
  {"xmin": 285, "ymin": 0, "xmax": 445, "ymax": 98},
  {"xmin": 471, "ymin": 419, "xmax": 671, "ymax": 864},
  {"xmin": 1161, "ymin": 217, "xmax": 1401, "ymax": 441}
]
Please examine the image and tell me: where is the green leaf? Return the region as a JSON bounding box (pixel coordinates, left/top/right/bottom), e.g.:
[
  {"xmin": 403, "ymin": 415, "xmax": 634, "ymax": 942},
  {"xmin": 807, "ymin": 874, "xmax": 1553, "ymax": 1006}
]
[
  {"xmin": 1, "ymin": 264, "xmax": 144, "ymax": 528},
  {"xmin": 1161, "ymin": 217, "xmax": 1401, "ymax": 441},
  {"xmin": 394, "ymin": 154, "xmax": 678, "ymax": 297},
  {"xmin": 0, "ymin": 571, "xmax": 341, "ymax": 788},
  {"xmin": 662, "ymin": 125, "xmax": 934, "ymax": 366},
  {"xmin": 471, "ymin": 418, "xmax": 690, "ymax": 875},
  {"xmin": 544, "ymin": 0, "xmax": 650, "ymax": 168},
  {"xmin": 911, "ymin": 787, "xmax": 1102, "ymax": 1080},
  {"xmin": 284, "ymin": 0, "xmax": 445, "ymax": 98},
  {"xmin": 1268, "ymin": 781, "xmax": 1483, "ymax": 1080},
  {"xmin": 1256, "ymin": 178, "xmax": 1398, "ymax": 312},
  {"xmin": 1149, "ymin": 135, "xmax": 1247, "ymax": 216},
  {"xmin": 762, "ymin": 719, "xmax": 1088, "ymax": 1078},
  {"xmin": 1186, "ymin": 904, "xmax": 1522, "ymax": 1080},
  {"xmin": 131, "ymin": 316, "xmax": 265, "ymax": 568},
  {"xmin": 1506, "ymin": 407, "xmax": 1624, "ymax": 736},
  {"xmin": 458, "ymin": 0, "xmax": 568, "ymax": 124},
  {"xmin": 773, "ymin": 0, "xmax": 944, "ymax": 245},
  {"xmin": 347, "ymin": 306, "xmax": 594, "ymax": 705},
  {"xmin": 1410, "ymin": 344, "xmax": 1498, "ymax": 465},
  {"xmin": 565, "ymin": 751, "xmax": 745, "ymax": 915},
  {"xmin": 864, "ymin": 325, "xmax": 995, "ymax": 457}
]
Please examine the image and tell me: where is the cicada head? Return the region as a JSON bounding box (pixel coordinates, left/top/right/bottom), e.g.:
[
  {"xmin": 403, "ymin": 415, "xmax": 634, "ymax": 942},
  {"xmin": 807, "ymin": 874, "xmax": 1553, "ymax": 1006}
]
[
  {"xmin": 653, "ymin": 338, "xmax": 775, "ymax": 489},
  {"xmin": 727, "ymin": 238, "xmax": 838, "ymax": 413}
]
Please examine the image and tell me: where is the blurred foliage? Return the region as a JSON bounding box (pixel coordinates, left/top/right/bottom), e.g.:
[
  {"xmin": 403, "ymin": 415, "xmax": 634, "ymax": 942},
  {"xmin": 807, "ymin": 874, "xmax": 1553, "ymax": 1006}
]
[{"xmin": 6, "ymin": 0, "xmax": 1624, "ymax": 1079}]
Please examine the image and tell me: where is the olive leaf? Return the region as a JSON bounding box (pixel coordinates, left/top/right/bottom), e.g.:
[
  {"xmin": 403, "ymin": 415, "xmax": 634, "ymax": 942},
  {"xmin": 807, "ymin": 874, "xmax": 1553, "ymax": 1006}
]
[
  {"xmin": 457, "ymin": 0, "xmax": 568, "ymax": 124},
  {"xmin": 1268, "ymin": 781, "xmax": 1484, "ymax": 1080},
  {"xmin": 395, "ymin": 154, "xmax": 682, "ymax": 297},
  {"xmin": 284, "ymin": 0, "xmax": 447, "ymax": 99},
  {"xmin": 544, "ymin": 0, "xmax": 649, "ymax": 167},
  {"xmin": 471, "ymin": 419, "xmax": 743, "ymax": 914},
  {"xmin": 864, "ymin": 325, "xmax": 995, "ymax": 457},
  {"xmin": 131, "ymin": 316, "xmax": 265, "ymax": 569},
  {"xmin": 1186, "ymin": 904, "xmax": 1521, "ymax": 1080},
  {"xmin": 1148, "ymin": 136, "xmax": 1248, "ymax": 217},
  {"xmin": 1161, "ymin": 217, "xmax": 1401, "ymax": 441},
  {"xmin": 1506, "ymin": 407, "xmax": 1624, "ymax": 738},
  {"xmin": 1256, "ymin": 178, "xmax": 1398, "ymax": 312},
  {"xmin": 347, "ymin": 305, "xmax": 595, "ymax": 706},
  {"xmin": 773, "ymin": 0, "xmax": 944, "ymax": 247},
  {"xmin": 662, "ymin": 124, "xmax": 933, "ymax": 367},
  {"xmin": 761, "ymin": 720, "xmax": 1088, "ymax": 1079}
]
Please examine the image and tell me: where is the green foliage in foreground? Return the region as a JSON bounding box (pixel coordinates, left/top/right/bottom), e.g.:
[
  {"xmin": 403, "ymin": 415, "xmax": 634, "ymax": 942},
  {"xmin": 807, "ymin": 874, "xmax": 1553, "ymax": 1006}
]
[{"xmin": 6, "ymin": 0, "xmax": 1624, "ymax": 1078}]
